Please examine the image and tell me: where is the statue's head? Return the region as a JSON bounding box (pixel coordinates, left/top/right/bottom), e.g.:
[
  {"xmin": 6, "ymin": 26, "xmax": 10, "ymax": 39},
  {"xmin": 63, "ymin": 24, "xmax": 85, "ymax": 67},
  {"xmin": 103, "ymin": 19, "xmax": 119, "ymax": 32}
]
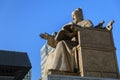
[{"xmin": 72, "ymin": 8, "xmax": 84, "ymax": 24}]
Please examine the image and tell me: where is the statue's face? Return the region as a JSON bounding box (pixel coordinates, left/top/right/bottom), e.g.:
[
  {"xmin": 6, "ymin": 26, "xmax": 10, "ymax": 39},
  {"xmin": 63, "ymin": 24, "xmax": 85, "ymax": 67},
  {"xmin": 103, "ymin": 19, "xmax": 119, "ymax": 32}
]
[
  {"xmin": 72, "ymin": 11, "xmax": 83, "ymax": 23},
  {"xmin": 72, "ymin": 14, "xmax": 77, "ymax": 23}
]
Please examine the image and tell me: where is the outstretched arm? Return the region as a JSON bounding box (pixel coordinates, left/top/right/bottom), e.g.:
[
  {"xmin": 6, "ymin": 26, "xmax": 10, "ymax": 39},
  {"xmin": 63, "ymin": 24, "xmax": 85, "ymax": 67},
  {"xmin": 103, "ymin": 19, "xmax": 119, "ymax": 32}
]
[
  {"xmin": 40, "ymin": 33, "xmax": 52, "ymax": 40},
  {"xmin": 40, "ymin": 33, "xmax": 58, "ymax": 48}
]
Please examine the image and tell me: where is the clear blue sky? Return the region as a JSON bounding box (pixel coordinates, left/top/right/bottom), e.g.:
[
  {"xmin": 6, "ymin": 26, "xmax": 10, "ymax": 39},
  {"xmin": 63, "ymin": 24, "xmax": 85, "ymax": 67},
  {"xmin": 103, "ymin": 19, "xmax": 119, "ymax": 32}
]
[{"xmin": 0, "ymin": 0, "xmax": 120, "ymax": 80}]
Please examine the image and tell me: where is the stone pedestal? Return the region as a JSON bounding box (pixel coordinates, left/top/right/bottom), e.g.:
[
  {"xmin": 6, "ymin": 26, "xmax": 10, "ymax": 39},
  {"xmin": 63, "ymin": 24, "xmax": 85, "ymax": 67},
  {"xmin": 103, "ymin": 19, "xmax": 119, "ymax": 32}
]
[
  {"xmin": 77, "ymin": 28, "xmax": 119, "ymax": 78},
  {"xmin": 40, "ymin": 28, "xmax": 120, "ymax": 80},
  {"xmin": 42, "ymin": 74, "xmax": 119, "ymax": 80}
]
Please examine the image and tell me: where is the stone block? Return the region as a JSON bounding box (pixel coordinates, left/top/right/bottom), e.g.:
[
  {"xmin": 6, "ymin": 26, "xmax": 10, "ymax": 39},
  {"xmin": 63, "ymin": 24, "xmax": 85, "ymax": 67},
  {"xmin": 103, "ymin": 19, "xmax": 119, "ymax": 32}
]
[
  {"xmin": 42, "ymin": 74, "xmax": 119, "ymax": 80},
  {"xmin": 77, "ymin": 28, "xmax": 119, "ymax": 78}
]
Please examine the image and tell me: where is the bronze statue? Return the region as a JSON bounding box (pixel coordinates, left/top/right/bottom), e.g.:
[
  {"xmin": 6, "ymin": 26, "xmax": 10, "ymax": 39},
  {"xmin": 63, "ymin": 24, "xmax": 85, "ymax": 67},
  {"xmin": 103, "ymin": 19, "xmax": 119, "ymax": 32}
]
[
  {"xmin": 40, "ymin": 8, "xmax": 94, "ymax": 77},
  {"xmin": 40, "ymin": 8, "xmax": 115, "ymax": 77}
]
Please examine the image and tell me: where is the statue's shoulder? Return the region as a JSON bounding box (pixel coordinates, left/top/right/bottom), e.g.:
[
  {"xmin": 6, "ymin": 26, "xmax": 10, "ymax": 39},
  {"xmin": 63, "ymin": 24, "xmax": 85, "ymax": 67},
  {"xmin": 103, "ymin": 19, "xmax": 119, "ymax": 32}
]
[
  {"xmin": 77, "ymin": 20, "xmax": 94, "ymax": 28},
  {"xmin": 62, "ymin": 22, "xmax": 73, "ymax": 30},
  {"xmin": 62, "ymin": 22, "xmax": 73, "ymax": 28}
]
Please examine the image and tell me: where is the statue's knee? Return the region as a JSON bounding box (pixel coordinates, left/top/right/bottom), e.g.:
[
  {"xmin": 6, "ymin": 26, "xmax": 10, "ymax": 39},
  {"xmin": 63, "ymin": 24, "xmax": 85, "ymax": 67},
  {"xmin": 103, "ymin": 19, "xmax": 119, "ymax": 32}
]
[
  {"xmin": 59, "ymin": 40, "xmax": 65, "ymax": 43},
  {"xmin": 57, "ymin": 40, "xmax": 65, "ymax": 46}
]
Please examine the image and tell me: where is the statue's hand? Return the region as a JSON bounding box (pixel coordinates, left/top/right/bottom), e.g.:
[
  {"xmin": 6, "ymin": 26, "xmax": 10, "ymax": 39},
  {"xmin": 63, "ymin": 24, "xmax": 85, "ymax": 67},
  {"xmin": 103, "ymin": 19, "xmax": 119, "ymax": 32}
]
[{"xmin": 40, "ymin": 33, "xmax": 49, "ymax": 40}]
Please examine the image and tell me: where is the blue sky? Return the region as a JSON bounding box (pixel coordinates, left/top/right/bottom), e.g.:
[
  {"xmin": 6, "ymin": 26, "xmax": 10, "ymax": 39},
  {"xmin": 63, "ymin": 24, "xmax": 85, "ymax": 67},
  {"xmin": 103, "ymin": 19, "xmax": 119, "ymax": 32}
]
[{"xmin": 0, "ymin": 0, "xmax": 120, "ymax": 80}]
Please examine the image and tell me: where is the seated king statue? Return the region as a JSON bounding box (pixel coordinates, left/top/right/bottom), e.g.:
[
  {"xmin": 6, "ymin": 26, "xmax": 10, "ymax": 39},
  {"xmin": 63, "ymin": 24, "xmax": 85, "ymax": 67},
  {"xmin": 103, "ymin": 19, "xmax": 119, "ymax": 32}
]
[
  {"xmin": 40, "ymin": 8, "xmax": 114, "ymax": 77},
  {"xmin": 40, "ymin": 8, "xmax": 93, "ymax": 77}
]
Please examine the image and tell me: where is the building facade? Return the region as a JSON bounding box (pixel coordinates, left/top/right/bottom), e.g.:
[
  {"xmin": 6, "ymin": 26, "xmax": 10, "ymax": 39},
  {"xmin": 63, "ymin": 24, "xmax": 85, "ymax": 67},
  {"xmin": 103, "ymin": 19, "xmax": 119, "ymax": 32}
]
[
  {"xmin": 23, "ymin": 70, "xmax": 31, "ymax": 80},
  {"xmin": 0, "ymin": 50, "xmax": 32, "ymax": 80},
  {"xmin": 41, "ymin": 43, "xmax": 54, "ymax": 78}
]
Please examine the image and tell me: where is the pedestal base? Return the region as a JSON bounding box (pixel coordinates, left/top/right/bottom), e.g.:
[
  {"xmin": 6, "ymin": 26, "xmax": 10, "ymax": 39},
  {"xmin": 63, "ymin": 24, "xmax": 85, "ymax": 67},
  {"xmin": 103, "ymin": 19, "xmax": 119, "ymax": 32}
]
[{"xmin": 42, "ymin": 74, "xmax": 119, "ymax": 80}]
